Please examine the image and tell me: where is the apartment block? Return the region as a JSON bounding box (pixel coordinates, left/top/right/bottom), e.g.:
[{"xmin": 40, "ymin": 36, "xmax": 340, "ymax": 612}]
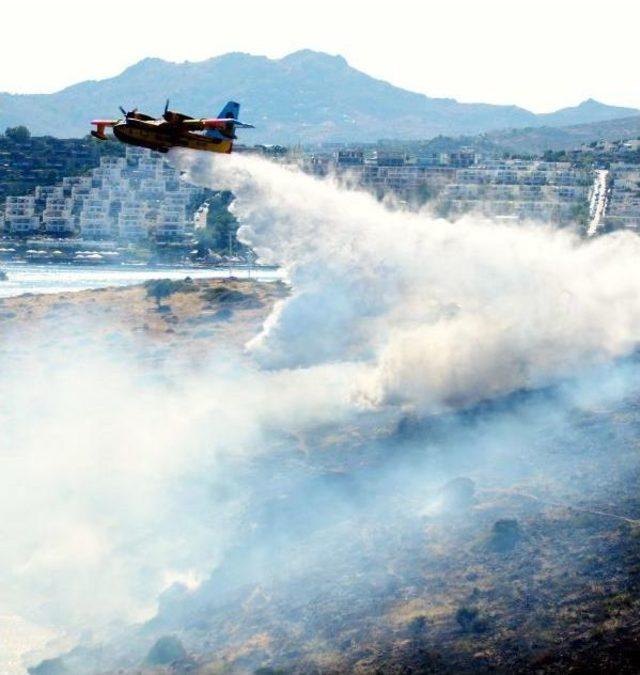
[{"xmin": 605, "ymin": 164, "xmax": 640, "ymax": 230}]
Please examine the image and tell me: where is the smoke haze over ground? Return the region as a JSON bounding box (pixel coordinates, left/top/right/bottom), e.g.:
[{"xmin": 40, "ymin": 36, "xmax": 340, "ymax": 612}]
[
  {"xmin": 4, "ymin": 153, "xmax": 640, "ymax": 672},
  {"xmin": 0, "ymin": 317, "xmax": 363, "ymax": 669}
]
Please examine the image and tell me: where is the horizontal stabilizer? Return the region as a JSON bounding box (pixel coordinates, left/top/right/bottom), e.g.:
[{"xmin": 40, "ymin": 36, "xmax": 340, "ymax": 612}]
[
  {"xmin": 200, "ymin": 118, "xmax": 254, "ymax": 129},
  {"xmin": 90, "ymin": 120, "xmax": 117, "ymax": 141}
]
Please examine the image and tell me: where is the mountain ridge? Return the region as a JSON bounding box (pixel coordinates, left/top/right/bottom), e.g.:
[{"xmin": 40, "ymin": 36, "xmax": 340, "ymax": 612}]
[{"xmin": 0, "ymin": 50, "xmax": 637, "ymax": 142}]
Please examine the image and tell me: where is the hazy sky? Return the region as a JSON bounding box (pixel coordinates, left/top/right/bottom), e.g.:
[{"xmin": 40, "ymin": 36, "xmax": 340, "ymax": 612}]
[{"xmin": 3, "ymin": 0, "xmax": 639, "ymax": 112}]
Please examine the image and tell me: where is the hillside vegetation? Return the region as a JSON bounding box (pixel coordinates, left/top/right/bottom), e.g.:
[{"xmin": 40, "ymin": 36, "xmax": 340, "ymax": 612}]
[
  {"xmin": 0, "ymin": 129, "xmax": 124, "ymax": 204},
  {"xmin": 487, "ymin": 115, "xmax": 640, "ymax": 154}
]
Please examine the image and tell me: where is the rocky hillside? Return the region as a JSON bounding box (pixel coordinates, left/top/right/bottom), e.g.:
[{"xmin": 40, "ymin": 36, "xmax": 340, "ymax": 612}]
[{"xmin": 487, "ymin": 114, "xmax": 640, "ymax": 154}]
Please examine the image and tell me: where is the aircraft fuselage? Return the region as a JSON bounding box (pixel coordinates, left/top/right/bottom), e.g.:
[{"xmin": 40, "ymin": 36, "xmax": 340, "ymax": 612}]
[{"xmin": 112, "ymin": 119, "xmax": 233, "ymax": 154}]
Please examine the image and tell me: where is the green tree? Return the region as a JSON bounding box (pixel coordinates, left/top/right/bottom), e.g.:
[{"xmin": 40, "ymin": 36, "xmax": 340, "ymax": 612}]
[
  {"xmin": 144, "ymin": 278, "xmax": 178, "ymax": 307},
  {"xmin": 5, "ymin": 125, "xmax": 31, "ymax": 142},
  {"xmin": 196, "ymin": 190, "xmax": 246, "ymax": 256}
]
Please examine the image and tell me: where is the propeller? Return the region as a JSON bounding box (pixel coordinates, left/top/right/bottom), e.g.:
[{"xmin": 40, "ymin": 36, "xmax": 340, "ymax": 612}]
[
  {"xmin": 119, "ymin": 105, "xmax": 138, "ymax": 118},
  {"xmin": 163, "ymin": 99, "xmax": 173, "ymax": 121}
]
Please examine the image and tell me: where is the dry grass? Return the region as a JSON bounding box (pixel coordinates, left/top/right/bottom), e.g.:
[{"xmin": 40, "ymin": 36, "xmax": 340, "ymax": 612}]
[{"xmin": 0, "ymin": 278, "xmax": 288, "ymax": 363}]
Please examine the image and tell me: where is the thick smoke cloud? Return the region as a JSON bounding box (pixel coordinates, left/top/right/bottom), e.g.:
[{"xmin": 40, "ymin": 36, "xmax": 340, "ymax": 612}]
[
  {"xmin": 5, "ymin": 152, "xmax": 640, "ymax": 671},
  {"xmin": 0, "ymin": 327, "xmax": 362, "ymax": 670},
  {"xmin": 177, "ymin": 151, "xmax": 640, "ymax": 412}
]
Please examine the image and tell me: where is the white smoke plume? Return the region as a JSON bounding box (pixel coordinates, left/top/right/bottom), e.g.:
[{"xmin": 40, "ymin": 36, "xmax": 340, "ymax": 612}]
[
  {"xmin": 175, "ymin": 151, "xmax": 640, "ymax": 412},
  {"xmin": 4, "ymin": 151, "xmax": 640, "ymax": 671}
]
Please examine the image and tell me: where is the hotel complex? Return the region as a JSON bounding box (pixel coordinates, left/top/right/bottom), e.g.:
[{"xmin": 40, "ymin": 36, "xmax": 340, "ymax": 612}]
[{"xmin": 1, "ymin": 146, "xmax": 204, "ymax": 242}]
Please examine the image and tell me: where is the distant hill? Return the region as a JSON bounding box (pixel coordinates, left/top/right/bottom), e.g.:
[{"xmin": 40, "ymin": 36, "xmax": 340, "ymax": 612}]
[
  {"xmin": 536, "ymin": 99, "xmax": 639, "ymax": 127},
  {"xmin": 0, "ymin": 50, "xmax": 637, "ymax": 143},
  {"xmin": 487, "ymin": 115, "xmax": 640, "ymax": 154}
]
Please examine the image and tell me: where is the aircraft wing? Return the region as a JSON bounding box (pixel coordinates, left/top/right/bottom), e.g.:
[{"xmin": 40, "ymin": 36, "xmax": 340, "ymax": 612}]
[
  {"xmin": 182, "ymin": 118, "xmax": 255, "ymax": 130},
  {"xmin": 145, "ymin": 119, "xmax": 172, "ymax": 129}
]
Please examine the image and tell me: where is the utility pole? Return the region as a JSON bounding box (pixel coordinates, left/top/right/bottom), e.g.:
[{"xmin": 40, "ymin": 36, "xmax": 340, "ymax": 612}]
[{"xmin": 247, "ymin": 249, "xmax": 255, "ymax": 280}]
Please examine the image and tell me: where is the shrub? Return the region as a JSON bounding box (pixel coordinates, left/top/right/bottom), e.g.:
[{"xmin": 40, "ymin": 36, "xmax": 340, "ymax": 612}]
[
  {"xmin": 28, "ymin": 659, "xmax": 67, "ymax": 675},
  {"xmin": 144, "ymin": 278, "xmax": 197, "ymax": 305},
  {"xmin": 486, "ymin": 518, "xmax": 521, "ymax": 553},
  {"xmin": 456, "ymin": 605, "xmax": 478, "ymax": 631},
  {"xmin": 455, "ymin": 606, "xmax": 488, "ymax": 633},
  {"xmin": 407, "ymin": 614, "xmax": 428, "ymax": 637},
  {"xmin": 200, "ymin": 286, "xmax": 257, "ymax": 305},
  {"xmin": 145, "ymin": 635, "xmax": 187, "ymax": 665}
]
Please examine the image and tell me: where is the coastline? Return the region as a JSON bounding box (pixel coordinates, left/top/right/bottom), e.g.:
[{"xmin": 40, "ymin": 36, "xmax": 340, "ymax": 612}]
[{"xmin": 0, "ymin": 261, "xmax": 283, "ymax": 299}]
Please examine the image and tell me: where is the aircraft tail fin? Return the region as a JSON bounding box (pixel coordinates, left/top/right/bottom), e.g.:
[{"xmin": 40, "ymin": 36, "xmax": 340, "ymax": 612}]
[
  {"xmin": 202, "ymin": 101, "xmax": 253, "ymax": 152},
  {"xmin": 217, "ymin": 101, "xmax": 240, "ymax": 121},
  {"xmin": 202, "ymin": 101, "xmax": 241, "ymax": 141}
]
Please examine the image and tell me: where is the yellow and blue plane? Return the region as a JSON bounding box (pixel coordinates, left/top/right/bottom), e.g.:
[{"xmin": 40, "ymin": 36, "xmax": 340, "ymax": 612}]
[{"xmin": 91, "ymin": 100, "xmax": 253, "ymax": 154}]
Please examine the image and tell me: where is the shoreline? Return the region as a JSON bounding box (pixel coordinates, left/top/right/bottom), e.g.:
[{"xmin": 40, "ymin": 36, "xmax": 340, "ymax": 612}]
[
  {"xmin": 0, "ymin": 258, "xmax": 279, "ymax": 271},
  {"xmin": 0, "ymin": 261, "xmax": 283, "ymax": 300}
]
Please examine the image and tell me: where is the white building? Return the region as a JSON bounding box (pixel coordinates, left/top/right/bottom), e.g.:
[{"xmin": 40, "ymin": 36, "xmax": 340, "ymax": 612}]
[
  {"xmin": 435, "ymin": 159, "xmax": 592, "ymax": 222},
  {"xmin": 35, "ymin": 185, "xmax": 64, "ymax": 202},
  {"xmin": 5, "ymin": 215, "xmax": 40, "ymax": 235},
  {"xmin": 42, "ymin": 195, "xmax": 74, "ymax": 235},
  {"xmin": 605, "ymin": 164, "xmax": 640, "ymax": 230},
  {"xmin": 4, "ymin": 195, "xmax": 40, "ymax": 235},
  {"xmin": 68, "ymin": 176, "xmax": 94, "ymax": 202},
  {"xmin": 156, "ymin": 204, "xmax": 188, "ymax": 240},
  {"xmin": 79, "ymin": 197, "xmax": 112, "ymax": 239},
  {"xmin": 138, "ymin": 178, "xmax": 164, "ymax": 201},
  {"xmin": 92, "ymin": 156, "xmax": 126, "ymax": 183},
  {"xmin": 118, "ymin": 200, "xmax": 149, "ymax": 241},
  {"xmin": 4, "ymin": 145, "xmax": 206, "ymax": 243}
]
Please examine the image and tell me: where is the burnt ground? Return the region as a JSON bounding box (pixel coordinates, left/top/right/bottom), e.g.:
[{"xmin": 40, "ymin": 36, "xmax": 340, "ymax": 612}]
[{"xmin": 13, "ymin": 280, "xmax": 640, "ymax": 675}]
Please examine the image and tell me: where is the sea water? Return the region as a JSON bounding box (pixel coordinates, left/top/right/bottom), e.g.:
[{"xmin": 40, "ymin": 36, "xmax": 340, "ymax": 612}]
[{"xmin": 0, "ymin": 263, "xmax": 281, "ymax": 299}]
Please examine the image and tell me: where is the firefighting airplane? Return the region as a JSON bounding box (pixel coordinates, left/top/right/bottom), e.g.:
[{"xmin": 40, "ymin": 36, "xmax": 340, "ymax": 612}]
[{"xmin": 91, "ymin": 100, "xmax": 253, "ymax": 154}]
